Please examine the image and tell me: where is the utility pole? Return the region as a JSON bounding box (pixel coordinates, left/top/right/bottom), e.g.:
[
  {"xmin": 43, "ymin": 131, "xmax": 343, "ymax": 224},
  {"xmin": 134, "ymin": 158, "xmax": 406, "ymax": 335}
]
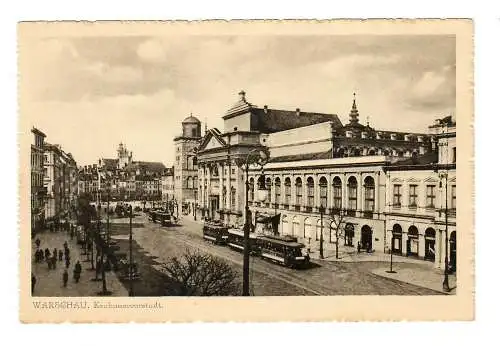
[
  {"xmin": 319, "ymin": 205, "xmax": 325, "ymax": 259},
  {"xmin": 242, "ymin": 164, "xmax": 250, "ymax": 296}
]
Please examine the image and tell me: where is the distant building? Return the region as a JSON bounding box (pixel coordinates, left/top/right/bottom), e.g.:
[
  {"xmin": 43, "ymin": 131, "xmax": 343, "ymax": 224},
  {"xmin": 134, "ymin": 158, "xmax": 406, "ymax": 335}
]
[
  {"xmin": 78, "ymin": 143, "xmax": 166, "ymax": 202},
  {"xmin": 31, "ymin": 127, "xmax": 46, "ymax": 235},
  {"xmin": 173, "ymin": 114, "xmax": 202, "ymax": 213}
]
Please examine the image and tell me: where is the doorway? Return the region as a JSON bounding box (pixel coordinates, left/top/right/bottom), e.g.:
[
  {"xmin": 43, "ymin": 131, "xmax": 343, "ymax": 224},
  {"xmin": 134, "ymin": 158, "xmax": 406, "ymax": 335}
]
[
  {"xmin": 392, "ymin": 224, "xmax": 403, "ymax": 255},
  {"xmin": 424, "ymin": 228, "xmax": 436, "ymax": 262},
  {"xmin": 361, "ymin": 225, "xmax": 373, "ymax": 251},
  {"xmin": 449, "ymin": 231, "xmax": 456, "ymax": 273}
]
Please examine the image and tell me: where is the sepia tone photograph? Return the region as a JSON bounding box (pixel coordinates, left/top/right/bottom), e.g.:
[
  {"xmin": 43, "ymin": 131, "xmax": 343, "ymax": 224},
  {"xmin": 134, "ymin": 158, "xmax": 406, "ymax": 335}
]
[{"xmin": 19, "ymin": 20, "xmax": 474, "ymax": 322}]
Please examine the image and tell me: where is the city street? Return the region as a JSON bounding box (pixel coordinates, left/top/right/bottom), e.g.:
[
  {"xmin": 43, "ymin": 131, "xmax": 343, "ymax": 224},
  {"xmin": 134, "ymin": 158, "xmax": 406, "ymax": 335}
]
[{"xmin": 108, "ymin": 214, "xmax": 443, "ymax": 296}]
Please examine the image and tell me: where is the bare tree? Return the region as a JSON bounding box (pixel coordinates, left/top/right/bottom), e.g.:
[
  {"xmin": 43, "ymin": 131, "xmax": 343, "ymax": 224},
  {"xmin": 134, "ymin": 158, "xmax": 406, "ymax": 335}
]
[
  {"xmin": 162, "ymin": 250, "xmax": 240, "ymax": 296},
  {"xmin": 330, "ymin": 208, "xmax": 346, "ymax": 259}
]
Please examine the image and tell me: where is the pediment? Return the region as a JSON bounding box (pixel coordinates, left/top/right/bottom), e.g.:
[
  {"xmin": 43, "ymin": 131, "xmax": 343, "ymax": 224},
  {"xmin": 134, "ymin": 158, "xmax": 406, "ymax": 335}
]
[
  {"xmin": 391, "ymin": 177, "xmax": 404, "ymax": 183},
  {"xmin": 198, "ymin": 129, "xmax": 227, "ymax": 151},
  {"xmin": 423, "ymin": 176, "xmax": 439, "ymax": 183},
  {"xmin": 407, "ymin": 177, "xmax": 421, "ymax": 183}
]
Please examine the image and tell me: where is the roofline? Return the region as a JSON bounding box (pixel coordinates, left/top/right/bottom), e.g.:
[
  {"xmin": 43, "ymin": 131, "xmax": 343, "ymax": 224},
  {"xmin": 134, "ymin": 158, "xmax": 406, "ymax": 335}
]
[
  {"xmin": 384, "ymin": 163, "xmax": 456, "ymax": 172},
  {"xmin": 32, "ymin": 127, "xmax": 46, "ymax": 138},
  {"xmin": 253, "ymin": 156, "xmax": 389, "ymax": 171}
]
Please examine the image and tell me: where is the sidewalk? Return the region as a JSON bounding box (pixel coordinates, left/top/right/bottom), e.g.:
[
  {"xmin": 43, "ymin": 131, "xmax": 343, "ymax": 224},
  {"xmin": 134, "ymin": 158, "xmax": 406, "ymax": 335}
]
[
  {"xmin": 31, "ymin": 230, "xmax": 128, "ymax": 297},
  {"xmin": 371, "ymin": 266, "xmax": 457, "ymax": 295}
]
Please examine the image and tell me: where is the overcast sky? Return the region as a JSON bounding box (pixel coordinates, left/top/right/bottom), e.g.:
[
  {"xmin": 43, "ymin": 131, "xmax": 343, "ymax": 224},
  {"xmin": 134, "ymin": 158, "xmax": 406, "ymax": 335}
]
[{"xmin": 24, "ymin": 35, "xmax": 455, "ymax": 166}]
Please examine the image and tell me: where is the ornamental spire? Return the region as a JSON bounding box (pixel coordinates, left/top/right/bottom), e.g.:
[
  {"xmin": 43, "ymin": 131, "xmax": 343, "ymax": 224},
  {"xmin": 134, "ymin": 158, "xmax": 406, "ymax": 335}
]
[{"xmin": 349, "ymin": 92, "xmax": 359, "ymax": 124}]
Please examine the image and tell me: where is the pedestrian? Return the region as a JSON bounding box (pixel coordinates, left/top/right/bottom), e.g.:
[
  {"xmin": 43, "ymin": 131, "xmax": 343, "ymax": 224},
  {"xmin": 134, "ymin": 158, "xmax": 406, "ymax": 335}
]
[
  {"xmin": 58, "ymin": 249, "xmax": 63, "ymax": 261},
  {"xmin": 357, "ymin": 242, "xmax": 361, "ymax": 254},
  {"xmin": 47, "ymin": 256, "xmax": 52, "ymax": 270},
  {"xmin": 65, "ymin": 256, "xmax": 70, "ymax": 269},
  {"xmin": 35, "ymin": 238, "xmax": 41, "ymax": 248},
  {"xmin": 70, "ymin": 228, "xmax": 74, "ymax": 240},
  {"xmin": 62, "ymin": 269, "xmax": 69, "ymax": 288},
  {"xmin": 64, "ymin": 247, "xmax": 70, "ymax": 262},
  {"xmin": 51, "ymin": 256, "xmax": 57, "ymax": 269},
  {"xmin": 31, "ymin": 274, "xmax": 36, "ymax": 294},
  {"xmin": 44, "ymin": 248, "xmax": 50, "ymax": 260},
  {"xmin": 63, "ymin": 241, "xmax": 68, "ymax": 249},
  {"xmin": 73, "ymin": 261, "xmax": 81, "ymax": 283},
  {"xmin": 53, "ymin": 248, "xmax": 57, "ymax": 259}
]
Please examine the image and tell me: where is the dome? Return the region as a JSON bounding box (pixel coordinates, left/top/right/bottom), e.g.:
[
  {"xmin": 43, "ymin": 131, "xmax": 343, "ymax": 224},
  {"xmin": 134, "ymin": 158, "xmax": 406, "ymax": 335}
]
[{"xmin": 182, "ymin": 114, "xmax": 201, "ymax": 124}]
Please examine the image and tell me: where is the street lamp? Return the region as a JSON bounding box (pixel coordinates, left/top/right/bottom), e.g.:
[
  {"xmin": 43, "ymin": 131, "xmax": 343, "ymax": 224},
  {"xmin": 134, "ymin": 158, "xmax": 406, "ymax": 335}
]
[
  {"xmin": 243, "ymin": 148, "xmax": 269, "ymax": 296},
  {"xmin": 98, "ymin": 184, "xmax": 113, "ymax": 295},
  {"xmin": 440, "ymin": 171, "xmax": 451, "ymax": 292},
  {"xmin": 386, "ymin": 234, "xmax": 397, "ymax": 274},
  {"xmin": 194, "ymin": 189, "xmax": 198, "ymax": 221},
  {"xmin": 318, "ymin": 204, "xmax": 325, "ymax": 259}
]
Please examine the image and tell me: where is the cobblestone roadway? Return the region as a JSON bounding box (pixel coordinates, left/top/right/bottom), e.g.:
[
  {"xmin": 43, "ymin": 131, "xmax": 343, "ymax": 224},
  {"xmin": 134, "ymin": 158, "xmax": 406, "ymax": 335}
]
[{"xmin": 111, "ymin": 215, "xmax": 442, "ymax": 296}]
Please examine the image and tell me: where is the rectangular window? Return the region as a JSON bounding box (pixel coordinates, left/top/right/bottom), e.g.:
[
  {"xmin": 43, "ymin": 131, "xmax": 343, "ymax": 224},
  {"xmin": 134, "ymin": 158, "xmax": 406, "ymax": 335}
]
[
  {"xmin": 393, "ymin": 184, "xmax": 402, "ymax": 207},
  {"xmin": 452, "ymin": 147, "xmax": 456, "ymax": 163},
  {"xmin": 365, "ymin": 186, "xmax": 375, "ymax": 211},
  {"xmin": 409, "ymin": 184, "xmax": 418, "ymax": 207},
  {"xmin": 426, "ymin": 185, "xmax": 436, "ymax": 208},
  {"xmin": 451, "ymin": 185, "xmax": 456, "ymax": 209},
  {"xmin": 296, "ymin": 185, "xmax": 302, "ymax": 206}
]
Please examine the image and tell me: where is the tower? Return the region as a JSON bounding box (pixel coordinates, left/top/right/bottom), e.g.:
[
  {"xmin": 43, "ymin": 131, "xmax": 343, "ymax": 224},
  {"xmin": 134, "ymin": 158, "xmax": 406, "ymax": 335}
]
[
  {"xmin": 117, "ymin": 142, "xmax": 132, "ymax": 169},
  {"xmin": 349, "ymin": 92, "xmax": 360, "ymax": 125},
  {"xmin": 173, "ymin": 114, "xmax": 202, "ymax": 208}
]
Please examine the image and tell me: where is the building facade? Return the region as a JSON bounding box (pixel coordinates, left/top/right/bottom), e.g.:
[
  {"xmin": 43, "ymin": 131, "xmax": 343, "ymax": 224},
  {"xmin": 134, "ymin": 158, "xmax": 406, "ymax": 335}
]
[
  {"xmin": 161, "ymin": 167, "xmax": 175, "ymax": 202},
  {"xmin": 384, "ymin": 115, "xmax": 456, "ymax": 270},
  {"xmin": 44, "ymin": 143, "xmax": 78, "ymax": 220},
  {"xmin": 195, "ymin": 91, "xmax": 455, "ymax": 266},
  {"xmin": 31, "ymin": 127, "xmax": 46, "ymax": 235},
  {"xmin": 173, "ymin": 115, "xmax": 202, "ymax": 213}
]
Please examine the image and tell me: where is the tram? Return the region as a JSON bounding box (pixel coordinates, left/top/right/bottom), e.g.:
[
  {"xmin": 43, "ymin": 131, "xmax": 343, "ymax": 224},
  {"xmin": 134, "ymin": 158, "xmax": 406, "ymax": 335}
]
[
  {"xmin": 257, "ymin": 235, "xmax": 310, "ymax": 268},
  {"xmin": 202, "ymin": 221, "xmax": 229, "ymax": 245},
  {"xmin": 227, "ymin": 227, "xmax": 261, "ymax": 255}
]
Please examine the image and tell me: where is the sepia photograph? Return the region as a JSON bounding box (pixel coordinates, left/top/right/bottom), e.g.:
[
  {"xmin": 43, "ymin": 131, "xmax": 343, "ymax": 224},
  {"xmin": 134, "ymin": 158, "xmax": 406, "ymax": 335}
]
[{"xmin": 18, "ymin": 20, "xmax": 474, "ymax": 322}]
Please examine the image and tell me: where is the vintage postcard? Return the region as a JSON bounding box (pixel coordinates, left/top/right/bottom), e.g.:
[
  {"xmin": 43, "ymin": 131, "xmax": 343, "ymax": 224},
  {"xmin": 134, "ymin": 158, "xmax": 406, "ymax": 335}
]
[{"xmin": 18, "ymin": 19, "xmax": 474, "ymax": 322}]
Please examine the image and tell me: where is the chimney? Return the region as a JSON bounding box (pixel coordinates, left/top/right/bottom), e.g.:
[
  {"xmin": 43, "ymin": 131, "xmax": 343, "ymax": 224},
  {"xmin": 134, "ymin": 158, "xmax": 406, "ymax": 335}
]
[
  {"xmin": 296, "ymin": 108, "xmax": 301, "ymax": 116},
  {"xmin": 264, "ymin": 105, "xmax": 268, "ymax": 114}
]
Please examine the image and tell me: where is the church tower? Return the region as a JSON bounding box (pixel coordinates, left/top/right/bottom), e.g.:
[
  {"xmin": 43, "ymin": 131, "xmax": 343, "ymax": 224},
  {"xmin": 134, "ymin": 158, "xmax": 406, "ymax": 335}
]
[
  {"xmin": 173, "ymin": 114, "xmax": 202, "ymax": 210},
  {"xmin": 117, "ymin": 142, "xmax": 132, "ymax": 169}
]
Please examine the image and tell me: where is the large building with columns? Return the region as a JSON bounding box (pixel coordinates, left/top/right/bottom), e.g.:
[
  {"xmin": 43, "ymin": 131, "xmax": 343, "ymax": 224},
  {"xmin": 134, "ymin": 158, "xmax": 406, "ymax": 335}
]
[{"xmin": 195, "ymin": 91, "xmax": 455, "ymax": 267}]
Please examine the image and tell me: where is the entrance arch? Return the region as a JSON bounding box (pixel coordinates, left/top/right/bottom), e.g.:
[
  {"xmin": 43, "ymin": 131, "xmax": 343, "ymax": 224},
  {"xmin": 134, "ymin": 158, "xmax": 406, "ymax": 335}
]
[
  {"xmin": 344, "ymin": 223, "xmax": 355, "ymax": 246},
  {"xmin": 424, "ymin": 228, "xmax": 436, "ymax": 261},
  {"xmin": 391, "ymin": 224, "xmax": 403, "ymax": 255},
  {"xmin": 361, "ymin": 225, "xmax": 373, "ymax": 251},
  {"xmin": 282, "ymin": 215, "xmax": 289, "ymax": 236},
  {"xmin": 407, "ymin": 226, "xmax": 419, "ymax": 257}
]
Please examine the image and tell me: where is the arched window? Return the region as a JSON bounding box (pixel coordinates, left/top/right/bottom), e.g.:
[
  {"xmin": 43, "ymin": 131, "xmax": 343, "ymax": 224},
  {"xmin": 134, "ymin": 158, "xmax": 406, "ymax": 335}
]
[
  {"xmin": 187, "ymin": 176, "xmax": 193, "ymax": 189},
  {"xmin": 193, "ymin": 177, "xmax": 198, "ymax": 189},
  {"xmin": 364, "ymin": 176, "xmax": 375, "ymax": 212},
  {"xmin": 265, "ymin": 177, "xmax": 271, "ymax": 204},
  {"xmin": 284, "ymin": 178, "xmax": 291, "ymax": 205},
  {"xmin": 274, "ymin": 178, "xmax": 281, "ymax": 205},
  {"xmin": 383, "ymin": 149, "xmax": 390, "ymax": 156},
  {"xmin": 332, "ymin": 177, "xmax": 342, "ymax": 209},
  {"xmin": 304, "ymin": 218, "xmax": 312, "ymax": 238},
  {"xmin": 348, "ymin": 176, "xmax": 358, "ymax": 211},
  {"xmin": 249, "ymin": 178, "xmax": 255, "ymax": 201},
  {"xmin": 315, "ymin": 219, "xmax": 324, "ymax": 241},
  {"xmin": 306, "ymin": 177, "xmax": 315, "ymax": 208},
  {"xmin": 408, "ymin": 226, "xmax": 419, "ymax": 257},
  {"xmin": 319, "ymin": 177, "xmax": 328, "ymax": 208},
  {"xmin": 368, "ymin": 149, "xmax": 376, "ymax": 156},
  {"xmin": 193, "ymin": 157, "xmax": 197, "ymax": 166},
  {"xmin": 353, "ymin": 148, "xmax": 361, "ymax": 157},
  {"xmin": 295, "ymin": 178, "xmax": 303, "ymax": 206},
  {"xmin": 292, "ymin": 216, "xmax": 299, "ymax": 236},
  {"xmin": 282, "ymin": 215, "xmax": 289, "ymax": 235}
]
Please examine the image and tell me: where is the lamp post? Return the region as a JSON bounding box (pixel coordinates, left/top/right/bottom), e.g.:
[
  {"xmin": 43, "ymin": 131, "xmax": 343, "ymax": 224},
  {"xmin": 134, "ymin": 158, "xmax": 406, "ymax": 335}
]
[
  {"xmin": 97, "ymin": 185, "xmax": 112, "ymax": 295},
  {"xmin": 440, "ymin": 171, "xmax": 450, "ymax": 292},
  {"xmin": 194, "ymin": 190, "xmax": 198, "ymax": 221},
  {"xmin": 319, "ymin": 205, "xmax": 325, "ymax": 259},
  {"xmin": 243, "ymin": 148, "xmax": 269, "ymax": 296}
]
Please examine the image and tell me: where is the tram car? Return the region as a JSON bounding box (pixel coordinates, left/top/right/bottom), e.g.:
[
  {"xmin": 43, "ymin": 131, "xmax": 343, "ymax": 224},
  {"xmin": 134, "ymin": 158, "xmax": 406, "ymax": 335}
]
[
  {"xmin": 227, "ymin": 227, "xmax": 261, "ymax": 255},
  {"xmin": 256, "ymin": 235, "xmax": 310, "ymax": 268},
  {"xmin": 149, "ymin": 210, "xmax": 173, "ymax": 226},
  {"xmin": 202, "ymin": 222, "xmax": 229, "ymax": 245}
]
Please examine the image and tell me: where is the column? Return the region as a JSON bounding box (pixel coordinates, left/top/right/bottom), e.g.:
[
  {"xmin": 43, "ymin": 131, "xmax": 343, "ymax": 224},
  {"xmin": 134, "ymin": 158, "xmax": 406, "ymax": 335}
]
[
  {"xmin": 418, "ymin": 230, "xmax": 425, "ymax": 259},
  {"xmin": 402, "ymin": 231, "xmax": 408, "ymax": 256},
  {"xmin": 291, "ymin": 175, "xmax": 297, "ymax": 207},
  {"xmin": 342, "ymin": 174, "xmax": 348, "ymax": 211},
  {"xmin": 218, "ymin": 162, "xmax": 223, "ymax": 210},
  {"xmin": 314, "ymin": 173, "xmax": 320, "ymax": 211},
  {"xmin": 374, "ymin": 173, "xmax": 380, "ymax": 216},
  {"xmin": 225, "ymin": 161, "xmax": 231, "ymax": 211},
  {"xmin": 270, "ymin": 174, "xmax": 275, "ymax": 205},
  {"xmin": 235, "ymin": 164, "xmax": 240, "ymax": 214},
  {"xmin": 327, "ymin": 174, "xmax": 333, "ymax": 210}
]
